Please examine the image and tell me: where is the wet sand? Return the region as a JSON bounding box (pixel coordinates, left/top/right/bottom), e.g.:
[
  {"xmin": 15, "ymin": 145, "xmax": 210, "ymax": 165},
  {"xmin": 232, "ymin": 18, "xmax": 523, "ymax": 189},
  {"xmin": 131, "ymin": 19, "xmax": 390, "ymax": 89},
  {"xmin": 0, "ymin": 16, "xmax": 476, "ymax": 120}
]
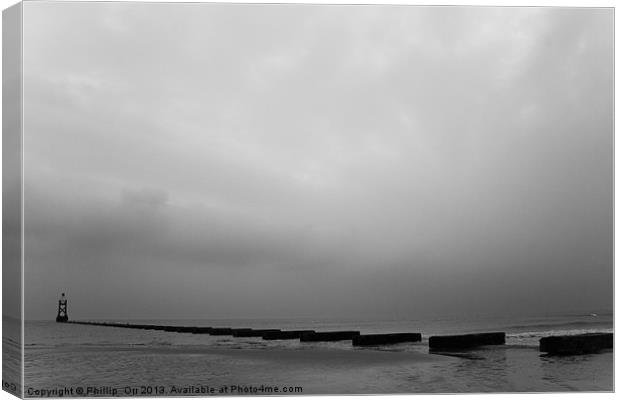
[
  {"xmin": 24, "ymin": 344, "xmax": 613, "ymax": 394},
  {"xmin": 22, "ymin": 318, "xmax": 614, "ymax": 394}
]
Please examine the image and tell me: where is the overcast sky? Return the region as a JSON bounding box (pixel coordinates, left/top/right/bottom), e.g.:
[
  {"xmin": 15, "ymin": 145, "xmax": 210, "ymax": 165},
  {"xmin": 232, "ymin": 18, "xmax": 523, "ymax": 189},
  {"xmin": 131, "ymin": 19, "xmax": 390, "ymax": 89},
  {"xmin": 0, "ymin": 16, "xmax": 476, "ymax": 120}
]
[{"xmin": 22, "ymin": 3, "xmax": 612, "ymax": 321}]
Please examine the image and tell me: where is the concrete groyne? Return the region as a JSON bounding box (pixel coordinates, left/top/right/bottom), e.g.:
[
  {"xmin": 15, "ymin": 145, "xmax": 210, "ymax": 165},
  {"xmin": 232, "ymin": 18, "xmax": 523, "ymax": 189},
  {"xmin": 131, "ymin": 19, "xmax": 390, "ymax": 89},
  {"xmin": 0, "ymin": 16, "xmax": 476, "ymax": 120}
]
[
  {"xmin": 262, "ymin": 330, "xmax": 315, "ymax": 340},
  {"xmin": 163, "ymin": 326, "xmax": 181, "ymax": 332},
  {"xmin": 173, "ymin": 327, "xmax": 198, "ymax": 333},
  {"xmin": 429, "ymin": 332, "xmax": 505, "ymax": 350},
  {"xmin": 540, "ymin": 333, "xmax": 613, "ymax": 355},
  {"xmin": 210, "ymin": 328, "xmax": 234, "ymax": 335},
  {"xmin": 65, "ymin": 320, "xmax": 611, "ymax": 357},
  {"xmin": 234, "ymin": 329, "xmax": 281, "ymax": 337},
  {"xmin": 191, "ymin": 327, "xmax": 213, "ymax": 334},
  {"xmin": 230, "ymin": 328, "xmax": 253, "ymax": 336},
  {"xmin": 300, "ymin": 331, "xmax": 360, "ymax": 342},
  {"xmin": 353, "ymin": 333, "xmax": 422, "ymax": 346}
]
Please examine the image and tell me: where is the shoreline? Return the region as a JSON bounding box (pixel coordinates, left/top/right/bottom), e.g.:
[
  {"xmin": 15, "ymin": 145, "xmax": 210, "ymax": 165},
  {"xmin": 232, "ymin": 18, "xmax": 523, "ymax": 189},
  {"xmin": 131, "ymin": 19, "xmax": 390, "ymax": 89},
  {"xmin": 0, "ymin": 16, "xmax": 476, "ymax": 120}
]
[
  {"xmin": 24, "ymin": 344, "xmax": 614, "ymax": 393},
  {"xmin": 21, "ymin": 317, "xmax": 614, "ymax": 393}
]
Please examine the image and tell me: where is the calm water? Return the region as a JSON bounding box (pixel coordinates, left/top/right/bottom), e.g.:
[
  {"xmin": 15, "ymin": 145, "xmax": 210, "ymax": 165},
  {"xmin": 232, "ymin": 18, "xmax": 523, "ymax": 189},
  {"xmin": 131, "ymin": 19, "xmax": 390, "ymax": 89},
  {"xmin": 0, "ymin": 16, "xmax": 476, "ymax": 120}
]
[{"xmin": 20, "ymin": 312, "xmax": 613, "ymax": 396}]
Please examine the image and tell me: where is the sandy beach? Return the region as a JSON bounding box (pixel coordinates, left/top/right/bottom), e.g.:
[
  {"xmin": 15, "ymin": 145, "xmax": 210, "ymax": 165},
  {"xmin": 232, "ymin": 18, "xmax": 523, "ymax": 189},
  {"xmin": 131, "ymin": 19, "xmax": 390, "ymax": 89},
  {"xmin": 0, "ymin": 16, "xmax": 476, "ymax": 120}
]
[{"xmin": 23, "ymin": 318, "xmax": 613, "ymax": 395}]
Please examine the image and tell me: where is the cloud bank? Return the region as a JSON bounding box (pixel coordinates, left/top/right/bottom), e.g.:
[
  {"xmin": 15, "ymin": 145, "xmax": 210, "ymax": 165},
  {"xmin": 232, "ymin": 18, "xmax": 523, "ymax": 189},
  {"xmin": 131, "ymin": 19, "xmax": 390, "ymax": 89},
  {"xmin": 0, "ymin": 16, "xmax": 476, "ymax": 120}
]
[{"xmin": 22, "ymin": 4, "xmax": 612, "ymax": 320}]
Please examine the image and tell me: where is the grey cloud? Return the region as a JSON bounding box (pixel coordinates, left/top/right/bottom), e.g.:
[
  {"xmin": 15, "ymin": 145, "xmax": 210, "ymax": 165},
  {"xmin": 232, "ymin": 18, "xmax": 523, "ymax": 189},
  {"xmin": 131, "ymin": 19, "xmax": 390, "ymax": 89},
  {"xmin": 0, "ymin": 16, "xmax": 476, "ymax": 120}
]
[{"xmin": 21, "ymin": 4, "xmax": 612, "ymax": 320}]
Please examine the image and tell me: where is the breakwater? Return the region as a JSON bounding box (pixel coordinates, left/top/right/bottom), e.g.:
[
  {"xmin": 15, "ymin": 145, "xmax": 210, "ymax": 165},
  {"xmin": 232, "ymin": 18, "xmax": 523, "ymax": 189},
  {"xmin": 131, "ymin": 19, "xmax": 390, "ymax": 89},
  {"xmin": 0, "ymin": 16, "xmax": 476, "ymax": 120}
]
[
  {"xmin": 64, "ymin": 320, "xmax": 612, "ymax": 355},
  {"xmin": 429, "ymin": 332, "xmax": 506, "ymax": 350},
  {"xmin": 539, "ymin": 333, "xmax": 613, "ymax": 355}
]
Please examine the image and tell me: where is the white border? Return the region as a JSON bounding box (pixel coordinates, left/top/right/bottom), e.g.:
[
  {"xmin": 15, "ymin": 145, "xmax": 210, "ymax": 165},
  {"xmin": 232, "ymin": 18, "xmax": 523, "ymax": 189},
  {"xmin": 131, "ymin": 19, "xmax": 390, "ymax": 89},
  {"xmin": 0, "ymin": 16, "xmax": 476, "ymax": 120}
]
[{"xmin": 0, "ymin": 2, "xmax": 615, "ymax": 400}]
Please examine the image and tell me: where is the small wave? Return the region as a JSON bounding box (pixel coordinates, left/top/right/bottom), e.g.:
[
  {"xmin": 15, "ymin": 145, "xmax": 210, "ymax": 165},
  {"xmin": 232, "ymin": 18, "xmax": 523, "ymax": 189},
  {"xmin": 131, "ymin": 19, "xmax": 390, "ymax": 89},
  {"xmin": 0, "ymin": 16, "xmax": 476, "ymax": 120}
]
[
  {"xmin": 48, "ymin": 341, "xmax": 175, "ymax": 348},
  {"xmin": 147, "ymin": 341, "xmax": 173, "ymax": 346},
  {"xmin": 507, "ymin": 328, "xmax": 613, "ymax": 342},
  {"xmin": 505, "ymin": 328, "xmax": 613, "ymax": 347},
  {"xmin": 505, "ymin": 320, "xmax": 611, "ymax": 331},
  {"xmin": 503, "ymin": 344, "xmax": 538, "ymax": 349}
]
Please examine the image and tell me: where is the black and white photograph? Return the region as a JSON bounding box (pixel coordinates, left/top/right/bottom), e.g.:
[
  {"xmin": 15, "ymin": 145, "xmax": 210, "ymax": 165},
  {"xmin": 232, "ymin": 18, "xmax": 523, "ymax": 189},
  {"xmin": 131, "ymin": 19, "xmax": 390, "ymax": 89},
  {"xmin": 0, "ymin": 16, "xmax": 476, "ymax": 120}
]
[{"xmin": 1, "ymin": 1, "xmax": 614, "ymax": 396}]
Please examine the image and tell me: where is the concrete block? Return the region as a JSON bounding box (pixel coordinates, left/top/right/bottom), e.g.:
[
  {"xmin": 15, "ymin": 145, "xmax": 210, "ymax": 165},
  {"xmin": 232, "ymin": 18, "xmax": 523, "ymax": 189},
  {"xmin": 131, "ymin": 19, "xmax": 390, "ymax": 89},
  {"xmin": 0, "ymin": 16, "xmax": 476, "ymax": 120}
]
[
  {"xmin": 262, "ymin": 330, "xmax": 315, "ymax": 340},
  {"xmin": 429, "ymin": 332, "xmax": 505, "ymax": 350},
  {"xmin": 233, "ymin": 329, "xmax": 281, "ymax": 337},
  {"xmin": 352, "ymin": 333, "xmax": 422, "ymax": 346},
  {"xmin": 191, "ymin": 327, "xmax": 212, "ymax": 334},
  {"xmin": 230, "ymin": 328, "xmax": 254, "ymax": 336},
  {"xmin": 300, "ymin": 331, "xmax": 360, "ymax": 342},
  {"xmin": 540, "ymin": 333, "xmax": 613, "ymax": 355},
  {"xmin": 210, "ymin": 327, "xmax": 234, "ymax": 335}
]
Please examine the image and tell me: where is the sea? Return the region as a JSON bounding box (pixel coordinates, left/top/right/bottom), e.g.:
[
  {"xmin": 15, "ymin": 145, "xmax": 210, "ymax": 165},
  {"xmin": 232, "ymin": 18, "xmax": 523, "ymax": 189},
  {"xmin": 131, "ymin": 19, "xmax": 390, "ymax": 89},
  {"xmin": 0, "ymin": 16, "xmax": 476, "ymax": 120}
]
[{"xmin": 5, "ymin": 311, "xmax": 613, "ymax": 396}]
